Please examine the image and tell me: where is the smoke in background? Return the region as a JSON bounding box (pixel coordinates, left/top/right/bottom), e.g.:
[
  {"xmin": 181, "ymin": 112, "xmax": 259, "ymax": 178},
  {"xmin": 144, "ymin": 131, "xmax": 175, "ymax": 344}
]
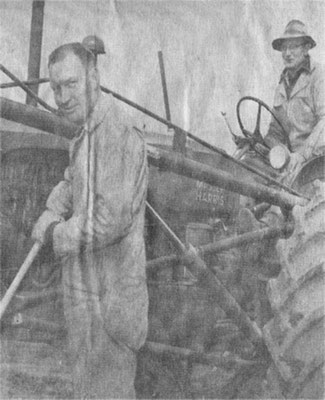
[{"xmin": 1, "ymin": 0, "xmax": 324, "ymax": 153}]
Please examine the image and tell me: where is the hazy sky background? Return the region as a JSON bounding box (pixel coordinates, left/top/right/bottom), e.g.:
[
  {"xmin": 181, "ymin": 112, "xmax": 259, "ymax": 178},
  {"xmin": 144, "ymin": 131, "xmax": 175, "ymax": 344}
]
[{"xmin": 1, "ymin": 0, "xmax": 324, "ymax": 153}]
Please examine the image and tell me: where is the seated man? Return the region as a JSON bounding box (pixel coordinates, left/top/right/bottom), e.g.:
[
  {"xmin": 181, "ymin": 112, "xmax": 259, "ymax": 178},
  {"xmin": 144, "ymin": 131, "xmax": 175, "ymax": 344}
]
[
  {"xmin": 240, "ymin": 19, "xmax": 325, "ymax": 232},
  {"xmin": 237, "ymin": 21, "xmax": 325, "ymax": 324},
  {"xmin": 265, "ymin": 19, "xmax": 325, "ymax": 183}
]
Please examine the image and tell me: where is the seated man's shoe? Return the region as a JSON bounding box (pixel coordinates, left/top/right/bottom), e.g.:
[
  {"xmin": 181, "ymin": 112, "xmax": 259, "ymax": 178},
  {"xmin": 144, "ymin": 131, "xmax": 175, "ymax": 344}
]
[
  {"xmin": 261, "ymin": 206, "xmax": 285, "ymax": 230},
  {"xmin": 237, "ymin": 208, "xmax": 265, "ymax": 264},
  {"xmin": 237, "ymin": 208, "xmax": 264, "ymax": 235}
]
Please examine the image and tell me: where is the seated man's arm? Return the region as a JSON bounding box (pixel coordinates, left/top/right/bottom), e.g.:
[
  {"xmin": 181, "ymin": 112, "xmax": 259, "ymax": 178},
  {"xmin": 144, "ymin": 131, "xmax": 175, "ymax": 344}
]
[
  {"xmin": 265, "ymin": 115, "xmax": 286, "ymax": 149},
  {"xmin": 264, "ymin": 94, "xmax": 290, "ymax": 151},
  {"xmin": 301, "ymin": 70, "xmax": 325, "ymax": 160}
]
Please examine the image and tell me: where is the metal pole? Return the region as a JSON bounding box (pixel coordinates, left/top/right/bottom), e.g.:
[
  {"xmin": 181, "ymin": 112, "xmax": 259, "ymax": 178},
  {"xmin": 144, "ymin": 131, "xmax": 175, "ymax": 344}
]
[
  {"xmin": 0, "ymin": 77, "xmax": 49, "ymax": 89},
  {"xmin": 144, "ymin": 341, "xmax": 266, "ymax": 367},
  {"xmin": 158, "ymin": 51, "xmax": 171, "ymax": 122},
  {"xmin": 0, "ymin": 71, "xmax": 306, "ymax": 199},
  {"xmin": 198, "ymin": 224, "xmax": 293, "ymax": 255},
  {"xmin": 0, "ymin": 97, "xmax": 306, "ymax": 209},
  {"xmin": 0, "ymin": 97, "xmax": 77, "ymax": 138},
  {"xmin": 146, "ymin": 223, "xmax": 293, "ymax": 272},
  {"xmin": 26, "ymin": 0, "xmax": 45, "ymax": 105},
  {"xmin": 146, "ymin": 202, "xmax": 263, "ymax": 346},
  {"xmin": 99, "ymin": 85, "xmax": 305, "ymax": 198},
  {"xmin": 146, "ymin": 202, "xmax": 185, "ymax": 252},
  {"xmin": 0, "ymin": 65, "xmax": 56, "ymax": 113},
  {"xmin": 148, "ymin": 148, "xmax": 307, "ymax": 209}
]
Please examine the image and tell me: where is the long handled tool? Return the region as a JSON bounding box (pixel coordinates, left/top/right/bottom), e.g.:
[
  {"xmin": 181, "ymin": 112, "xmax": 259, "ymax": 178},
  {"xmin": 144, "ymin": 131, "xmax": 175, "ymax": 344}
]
[{"xmin": 0, "ymin": 242, "xmax": 41, "ymax": 320}]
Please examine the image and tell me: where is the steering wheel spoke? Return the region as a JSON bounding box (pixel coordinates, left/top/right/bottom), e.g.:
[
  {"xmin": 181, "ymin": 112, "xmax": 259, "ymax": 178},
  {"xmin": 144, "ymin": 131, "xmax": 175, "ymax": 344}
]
[
  {"xmin": 236, "ymin": 96, "xmax": 289, "ymax": 151},
  {"xmin": 254, "ymin": 103, "xmax": 262, "ymax": 136}
]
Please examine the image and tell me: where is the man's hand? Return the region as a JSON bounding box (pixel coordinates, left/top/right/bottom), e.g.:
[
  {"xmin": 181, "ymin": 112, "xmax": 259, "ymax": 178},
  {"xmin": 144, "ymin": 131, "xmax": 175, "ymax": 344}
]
[
  {"xmin": 32, "ymin": 210, "xmax": 63, "ymax": 245},
  {"xmin": 282, "ymin": 152, "xmax": 305, "ymax": 186},
  {"xmin": 186, "ymin": 243, "xmax": 199, "ymax": 258},
  {"xmin": 302, "ymin": 145, "xmax": 314, "ymax": 161}
]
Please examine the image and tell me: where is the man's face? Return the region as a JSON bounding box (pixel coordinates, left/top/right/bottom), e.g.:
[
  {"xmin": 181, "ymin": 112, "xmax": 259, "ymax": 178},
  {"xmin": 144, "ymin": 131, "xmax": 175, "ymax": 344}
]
[
  {"xmin": 280, "ymin": 39, "xmax": 309, "ymax": 70},
  {"xmin": 49, "ymin": 52, "xmax": 98, "ymax": 125}
]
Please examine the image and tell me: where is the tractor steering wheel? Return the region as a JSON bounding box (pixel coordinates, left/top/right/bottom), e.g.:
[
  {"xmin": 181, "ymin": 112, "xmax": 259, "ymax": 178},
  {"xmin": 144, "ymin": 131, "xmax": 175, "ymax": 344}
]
[{"xmin": 236, "ymin": 96, "xmax": 290, "ymax": 152}]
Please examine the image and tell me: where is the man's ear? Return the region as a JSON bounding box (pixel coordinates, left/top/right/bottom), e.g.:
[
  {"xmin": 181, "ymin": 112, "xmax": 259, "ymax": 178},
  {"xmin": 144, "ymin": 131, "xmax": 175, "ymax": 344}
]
[{"xmin": 303, "ymin": 43, "xmax": 312, "ymax": 53}]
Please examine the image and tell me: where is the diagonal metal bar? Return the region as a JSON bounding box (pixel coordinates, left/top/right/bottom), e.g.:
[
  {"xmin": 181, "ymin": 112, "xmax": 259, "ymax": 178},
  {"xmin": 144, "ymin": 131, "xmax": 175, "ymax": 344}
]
[
  {"xmin": 0, "ymin": 65, "xmax": 57, "ymax": 113},
  {"xmin": 0, "ymin": 77, "xmax": 49, "ymax": 89},
  {"xmin": 0, "ymin": 73, "xmax": 306, "ymax": 198},
  {"xmin": 146, "ymin": 201, "xmax": 185, "ymax": 252},
  {"xmin": 148, "ymin": 148, "xmax": 306, "ymax": 209},
  {"xmin": 0, "ymin": 97, "xmax": 77, "ymax": 139},
  {"xmin": 100, "ymin": 85, "xmax": 305, "ymax": 199},
  {"xmin": 145, "ymin": 201, "xmax": 264, "ymax": 346},
  {"xmin": 0, "ymin": 96, "xmax": 306, "ymax": 210},
  {"xmin": 0, "ymin": 96, "xmax": 307, "ymax": 210}
]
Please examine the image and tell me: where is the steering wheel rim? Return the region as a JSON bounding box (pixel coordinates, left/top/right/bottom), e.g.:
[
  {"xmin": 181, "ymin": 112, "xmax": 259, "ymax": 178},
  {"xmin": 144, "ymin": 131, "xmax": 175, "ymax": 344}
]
[{"xmin": 236, "ymin": 96, "xmax": 290, "ymax": 151}]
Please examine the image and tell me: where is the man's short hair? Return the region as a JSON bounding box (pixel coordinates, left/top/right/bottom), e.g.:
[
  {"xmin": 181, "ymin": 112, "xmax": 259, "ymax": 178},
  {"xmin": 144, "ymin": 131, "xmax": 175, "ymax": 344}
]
[{"xmin": 48, "ymin": 42, "xmax": 96, "ymax": 69}]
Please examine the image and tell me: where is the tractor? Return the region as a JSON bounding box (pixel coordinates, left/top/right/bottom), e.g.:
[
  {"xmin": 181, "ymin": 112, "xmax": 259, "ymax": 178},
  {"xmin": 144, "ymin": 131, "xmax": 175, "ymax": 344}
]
[
  {"xmin": 0, "ymin": 5, "xmax": 324, "ymax": 398},
  {"xmin": 1, "ymin": 88, "xmax": 324, "ymax": 399}
]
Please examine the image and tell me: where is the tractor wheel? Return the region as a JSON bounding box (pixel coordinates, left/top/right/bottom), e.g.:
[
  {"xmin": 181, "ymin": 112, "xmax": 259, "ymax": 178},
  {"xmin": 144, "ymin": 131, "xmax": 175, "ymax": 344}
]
[{"xmin": 263, "ymin": 179, "xmax": 325, "ymax": 399}]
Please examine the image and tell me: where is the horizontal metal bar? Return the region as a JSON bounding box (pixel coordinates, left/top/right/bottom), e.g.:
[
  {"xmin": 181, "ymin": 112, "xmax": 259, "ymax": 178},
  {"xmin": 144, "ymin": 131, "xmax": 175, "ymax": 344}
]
[
  {"xmin": 0, "ymin": 77, "xmax": 49, "ymax": 89},
  {"xmin": 146, "ymin": 224, "xmax": 293, "ymax": 271},
  {"xmin": 0, "ymin": 65, "xmax": 56, "ymax": 113},
  {"xmin": 198, "ymin": 224, "xmax": 293, "ymax": 255},
  {"xmin": 144, "ymin": 341, "xmax": 266, "ymax": 367},
  {"xmin": 147, "ymin": 255, "xmax": 181, "ymax": 271}
]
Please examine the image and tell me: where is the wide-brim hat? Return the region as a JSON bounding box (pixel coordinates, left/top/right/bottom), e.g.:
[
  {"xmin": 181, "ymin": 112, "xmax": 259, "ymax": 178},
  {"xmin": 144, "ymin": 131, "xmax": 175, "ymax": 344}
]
[{"xmin": 272, "ymin": 20, "xmax": 316, "ymax": 51}]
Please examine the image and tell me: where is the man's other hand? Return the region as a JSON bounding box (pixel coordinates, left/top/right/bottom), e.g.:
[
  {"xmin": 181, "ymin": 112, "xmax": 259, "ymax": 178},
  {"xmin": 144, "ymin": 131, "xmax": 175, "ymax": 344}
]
[
  {"xmin": 283, "ymin": 152, "xmax": 305, "ymax": 185},
  {"xmin": 32, "ymin": 210, "xmax": 63, "ymax": 245}
]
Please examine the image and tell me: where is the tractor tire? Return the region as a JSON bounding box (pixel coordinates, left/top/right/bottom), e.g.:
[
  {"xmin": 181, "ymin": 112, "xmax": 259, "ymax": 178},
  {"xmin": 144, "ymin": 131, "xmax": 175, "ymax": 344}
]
[{"xmin": 263, "ymin": 180, "xmax": 325, "ymax": 399}]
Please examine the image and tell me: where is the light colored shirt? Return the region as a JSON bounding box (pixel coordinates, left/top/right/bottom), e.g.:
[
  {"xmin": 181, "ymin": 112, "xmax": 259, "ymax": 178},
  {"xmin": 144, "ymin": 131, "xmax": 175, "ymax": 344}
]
[{"xmin": 265, "ymin": 58, "xmax": 325, "ymax": 159}]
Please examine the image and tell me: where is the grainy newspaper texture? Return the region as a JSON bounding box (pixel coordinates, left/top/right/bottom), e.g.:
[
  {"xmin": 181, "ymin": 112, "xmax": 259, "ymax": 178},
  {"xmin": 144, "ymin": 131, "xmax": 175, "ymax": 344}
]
[{"xmin": 0, "ymin": 1, "xmax": 324, "ymax": 399}]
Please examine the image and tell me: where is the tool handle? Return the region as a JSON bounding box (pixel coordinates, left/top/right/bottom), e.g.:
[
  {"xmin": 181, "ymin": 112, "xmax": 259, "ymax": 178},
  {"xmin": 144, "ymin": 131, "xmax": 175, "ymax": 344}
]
[{"xmin": 0, "ymin": 242, "xmax": 42, "ymax": 320}]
